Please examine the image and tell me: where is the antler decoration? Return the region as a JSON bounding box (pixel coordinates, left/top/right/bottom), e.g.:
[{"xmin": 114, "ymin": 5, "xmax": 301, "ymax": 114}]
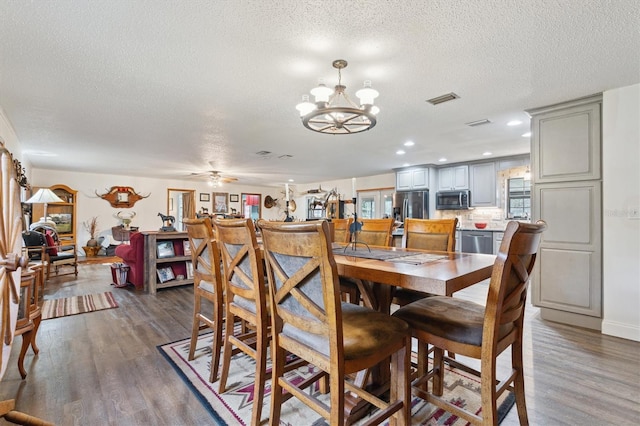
[{"xmin": 95, "ymin": 186, "xmax": 150, "ymax": 208}]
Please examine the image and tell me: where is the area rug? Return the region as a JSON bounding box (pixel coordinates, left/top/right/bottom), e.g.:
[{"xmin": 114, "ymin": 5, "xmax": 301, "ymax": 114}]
[
  {"xmin": 41, "ymin": 291, "xmax": 118, "ymax": 320},
  {"xmin": 158, "ymin": 333, "xmax": 515, "ymax": 425}
]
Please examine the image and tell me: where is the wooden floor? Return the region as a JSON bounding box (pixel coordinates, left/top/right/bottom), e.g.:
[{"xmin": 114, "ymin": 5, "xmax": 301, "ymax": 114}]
[{"xmin": 1, "ymin": 263, "xmax": 638, "ymax": 425}]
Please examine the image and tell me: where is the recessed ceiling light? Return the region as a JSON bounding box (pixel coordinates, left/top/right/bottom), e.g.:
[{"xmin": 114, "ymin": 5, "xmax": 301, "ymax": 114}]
[
  {"xmin": 507, "ymin": 120, "xmax": 522, "ymax": 126},
  {"xmin": 402, "ymin": 163, "xmax": 410, "ymax": 167},
  {"xmin": 482, "ymin": 151, "xmax": 492, "ymax": 156},
  {"xmin": 396, "ymin": 150, "xmax": 406, "ymax": 155},
  {"xmin": 438, "ymin": 157, "xmax": 447, "ymax": 162},
  {"xmin": 288, "ymin": 178, "xmax": 294, "ymax": 182},
  {"xmin": 404, "ymin": 141, "xmax": 415, "ymax": 147},
  {"xmin": 522, "ymin": 132, "xmax": 532, "ymax": 137}
]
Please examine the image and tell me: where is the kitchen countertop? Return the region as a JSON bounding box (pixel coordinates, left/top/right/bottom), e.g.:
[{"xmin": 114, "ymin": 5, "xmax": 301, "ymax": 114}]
[{"xmin": 393, "ymin": 226, "xmax": 506, "ymax": 236}]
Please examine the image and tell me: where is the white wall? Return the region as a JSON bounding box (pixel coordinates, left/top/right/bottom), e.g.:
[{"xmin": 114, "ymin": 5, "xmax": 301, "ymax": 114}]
[{"xmin": 602, "ymin": 83, "xmax": 640, "ymax": 341}]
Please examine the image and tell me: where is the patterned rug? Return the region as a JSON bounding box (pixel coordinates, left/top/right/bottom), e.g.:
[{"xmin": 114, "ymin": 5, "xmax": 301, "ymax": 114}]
[
  {"xmin": 41, "ymin": 291, "xmax": 118, "ymax": 320},
  {"xmin": 158, "ymin": 333, "xmax": 515, "ymax": 425}
]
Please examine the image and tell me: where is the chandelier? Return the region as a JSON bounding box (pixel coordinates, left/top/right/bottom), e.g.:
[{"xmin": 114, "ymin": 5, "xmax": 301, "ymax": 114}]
[{"xmin": 296, "ymin": 59, "xmax": 379, "ymax": 134}]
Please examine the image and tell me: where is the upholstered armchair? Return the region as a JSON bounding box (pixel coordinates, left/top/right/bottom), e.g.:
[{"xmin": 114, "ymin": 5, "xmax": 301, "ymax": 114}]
[{"xmin": 114, "ymin": 231, "xmax": 144, "ymax": 289}]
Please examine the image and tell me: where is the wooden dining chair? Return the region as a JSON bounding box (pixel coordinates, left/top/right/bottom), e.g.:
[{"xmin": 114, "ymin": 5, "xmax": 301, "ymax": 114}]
[
  {"xmin": 183, "ymin": 217, "xmax": 224, "ymax": 383},
  {"xmin": 258, "ymin": 220, "xmax": 411, "ymax": 426},
  {"xmin": 331, "ymin": 218, "xmax": 353, "ymax": 243},
  {"xmin": 392, "ymin": 218, "xmax": 458, "ymax": 306},
  {"xmin": 340, "ymin": 218, "xmax": 395, "ymax": 306},
  {"xmin": 392, "ymin": 220, "xmax": 546, "ymax": 425},
  {"xmin": 214, "ymin": 218, "xmax": 282, "ymax": 426}
]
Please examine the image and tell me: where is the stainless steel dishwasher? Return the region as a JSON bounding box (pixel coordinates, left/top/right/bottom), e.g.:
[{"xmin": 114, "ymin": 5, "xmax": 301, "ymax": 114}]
[{"xmin": 461, "ymin": 230, "xmax": 494, "ymax": 254}]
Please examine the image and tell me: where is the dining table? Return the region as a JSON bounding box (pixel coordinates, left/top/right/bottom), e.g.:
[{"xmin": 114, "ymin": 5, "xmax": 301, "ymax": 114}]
[{"xmin": 330, "ymin": 242, "xmax": 496, "ymax": 423}]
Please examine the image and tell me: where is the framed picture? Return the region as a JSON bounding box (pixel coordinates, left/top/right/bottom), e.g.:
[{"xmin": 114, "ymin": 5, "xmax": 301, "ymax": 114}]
[
  {"xmin": 157, "ymin": 266, "xmax": 175, "ymax": 283},
  {"xmin": 199, "ymin": 193, "xmax": 210, "ymax": 202},
  {"xmin": 213, "ymin": 192, "xmax": 229, "ymax": 213},
  {"xmin": 186, "ymin": 261, "xmax": 194, "ymax": 279},
  {"xmin": 156, "ymin": 241, "xmax": 175, "ymax": 258},
  {"xmin": 230, "ymin": 194, "xmax": 239, "ymax": 203},
  {"xmin": 183, "ymin": 240, "xmax": 191, "ymax": 256}
]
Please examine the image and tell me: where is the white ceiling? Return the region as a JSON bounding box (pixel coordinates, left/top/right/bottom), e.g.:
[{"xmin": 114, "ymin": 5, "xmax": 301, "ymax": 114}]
[{"xmin": 1, "ymin": 1, "xmax": 639, "ymax": 187}]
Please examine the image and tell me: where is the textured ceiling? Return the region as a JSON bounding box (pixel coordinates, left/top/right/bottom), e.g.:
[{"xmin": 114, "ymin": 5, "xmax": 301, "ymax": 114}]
[{"xmin": 1, "ymin": 0, "xmax": 639, "ymax": 187}]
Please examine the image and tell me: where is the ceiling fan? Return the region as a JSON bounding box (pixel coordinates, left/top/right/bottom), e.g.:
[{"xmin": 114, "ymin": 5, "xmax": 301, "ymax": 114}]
[{"xmin": 190, "ymin": 170, "xmax": 238, "ymax": 187}]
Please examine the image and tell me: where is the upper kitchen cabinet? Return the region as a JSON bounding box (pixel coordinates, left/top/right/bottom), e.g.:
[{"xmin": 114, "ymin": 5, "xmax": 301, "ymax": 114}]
[
  {"xmin": 396, "ymin": 167, "xmax": 429, "ymax": 191},
  {"xmin": 469, "ymin": 162, "xmax": 496, "ymax": 207},
  {"xmin": 437, "ymin": 165, "xmax": 468, "ymax": 191},
  {"xmin": 529, "ymin": 95, "xmax": 601, "ymax": 183}
]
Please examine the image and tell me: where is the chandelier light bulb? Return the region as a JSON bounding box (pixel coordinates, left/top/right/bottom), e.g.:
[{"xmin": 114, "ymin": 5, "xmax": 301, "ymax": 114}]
[
  {"xmin": 356, "ymin": 80, "xmax": 379, "ymax": 106},
  {"xmin": 310, "ymin": 81, "xmax": 333, "ymax": 103},
  {"xmin": 296, "ymin": 94, "xmax": 316, "ymax": 117}
]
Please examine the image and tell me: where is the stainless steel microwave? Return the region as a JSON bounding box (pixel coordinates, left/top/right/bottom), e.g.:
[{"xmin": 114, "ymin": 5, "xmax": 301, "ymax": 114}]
[{"xmin": 435, "ymin": 190, "xmax": 471, "ymax": 210}]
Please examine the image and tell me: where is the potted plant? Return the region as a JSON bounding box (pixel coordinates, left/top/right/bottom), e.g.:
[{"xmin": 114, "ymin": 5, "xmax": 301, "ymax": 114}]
[{"xmin": 83, "ymin": 216, "xmax": 99, "ymax": 247}]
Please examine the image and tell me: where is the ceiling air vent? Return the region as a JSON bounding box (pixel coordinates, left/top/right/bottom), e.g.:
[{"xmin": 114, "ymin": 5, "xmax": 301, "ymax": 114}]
[
  {"xmin": 255, "ymin": 150, "xmax": 272, "ymax": 156},
  {"xmin": 465, "ymin": 119, "xmax": 492, "ymax": 127},
  {"xmin": 426, "ymin": 92, "xmax": 460, "ymax": 105},
  {"xmin": 278, "ymin": 154, "xmax": 293, "ymax": 159}
]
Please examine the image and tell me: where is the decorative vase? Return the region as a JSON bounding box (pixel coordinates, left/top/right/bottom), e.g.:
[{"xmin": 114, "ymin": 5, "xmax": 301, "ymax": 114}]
[{"xmin": 87, "ymin": 238, "xmax": 99, "ymax": 247}]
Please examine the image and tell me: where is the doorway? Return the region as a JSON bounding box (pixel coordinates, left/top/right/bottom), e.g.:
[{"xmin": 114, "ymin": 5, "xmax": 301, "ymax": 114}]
[{"xmin": 167, "ymin": 188, "xmax": 196, "ymax": 231}]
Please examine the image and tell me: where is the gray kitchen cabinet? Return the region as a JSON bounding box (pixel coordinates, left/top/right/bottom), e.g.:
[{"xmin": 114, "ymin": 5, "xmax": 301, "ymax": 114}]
[
  {"xmin": 438, "ymin": 165, "xmax": 468, "ymax": 191},
  {"xmin": 527, "ymin": 94, "xmax": 602, "ymax": 331},
  {"xmin": 469, "ymin": 162, "xmax": 496, "ymax": 207},
  {"xmin": 497, "ymin": 155, "xmax": 530, "ymax": 171},
  {"xmin": 396, "ymin": 167, "xmax": 429, "ymax": 191},
  {"xmin": 530, "ymin": 95, "xmax": 601, "ymax": 183}
]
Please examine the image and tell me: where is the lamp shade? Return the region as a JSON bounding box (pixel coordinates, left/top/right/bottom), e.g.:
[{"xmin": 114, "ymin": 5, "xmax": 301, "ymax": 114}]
[{"xmin": 25, "ymin": 188, "xmax": 64, "ymax": 204}]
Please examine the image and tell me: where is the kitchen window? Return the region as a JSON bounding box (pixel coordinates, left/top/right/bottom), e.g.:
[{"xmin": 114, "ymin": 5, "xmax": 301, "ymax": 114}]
[{"xmin": 507, "ymin": 178, "xmax": 531, "ymax": 219}]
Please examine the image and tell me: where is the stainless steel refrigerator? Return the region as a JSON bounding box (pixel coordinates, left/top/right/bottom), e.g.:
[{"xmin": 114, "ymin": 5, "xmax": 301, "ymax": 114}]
[{"xmin": 392, "ymin": 190, "xmax": 429, "ymax": 222}]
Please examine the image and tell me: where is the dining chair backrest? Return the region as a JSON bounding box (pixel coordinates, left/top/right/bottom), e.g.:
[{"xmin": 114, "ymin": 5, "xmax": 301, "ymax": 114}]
[
  {"xmin": 214, "ymin": 218, "xmax": 267, "ymax": 321},
  {"xmin": 485, "ymin": 220, "xmax": 546, "ymax": 348},
  {"xmin": 357, "ymin": 218, "xmax": 394, "ymax": 247},
  {"xmin": 260, "ymin": 220, "xmax": 341, "ymax": 368},
  {"xmin": 331, "ymin": 218, "xmax": 353, "ymax": 243},
  {"xmin": 402, "ymin": 218, "xmax": 458, "ymax": 252},
  {"xmin": 183, "ymin": 217, "xmax": 223, "ymax": 297}
]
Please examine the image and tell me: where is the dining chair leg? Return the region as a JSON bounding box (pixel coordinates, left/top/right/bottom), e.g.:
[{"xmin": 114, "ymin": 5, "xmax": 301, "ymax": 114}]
[
  {"xmin": 512, "ymin": 339, "xmax": 530, "ymax": 425},
  {"xmin": 218, "ymin": 314, "xmax": 235, "ymax": 393},
  {"xmin": 432, "ymin": 347, "xmax": 445, "ymax": 396},
  {"xmin": 188, "ymin": 295, "xmax": 202, "ymax": 361},
  {"xmin": 268, "ymin": 345, "xmax": 285, "ymax": 426},
  {"xmin": 251, "ymin": 330, "xmax": 268, "ymax": 426},
  {"xmin": 389, "ymin": 336, "xmax": 410, "ymax": 426},
  {"xmin": 30, "ymin": 315, "xmax": 41, "ymax": 355},
  {"xmin": 209, "ymin": 306, "xmax": 223, "ymax": 383}
]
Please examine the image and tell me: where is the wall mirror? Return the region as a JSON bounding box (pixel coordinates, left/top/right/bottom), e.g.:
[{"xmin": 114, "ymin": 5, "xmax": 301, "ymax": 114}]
[
  {"xmin": 506, "ymin": 177, "xmax": 531, "ymax": 219},
  {"xmin": 241, "ymin": 193, "xmax": 261, "ymax": 220},
  {"xmin": 167, "ymin": 188, "xmax": 196, "ymax": 230}
]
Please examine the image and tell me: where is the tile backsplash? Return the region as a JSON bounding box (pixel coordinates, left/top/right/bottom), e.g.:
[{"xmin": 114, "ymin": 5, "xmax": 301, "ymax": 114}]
[{"xmin": 434, "ymin": 165, "xmax": 530, "ymax": 230}]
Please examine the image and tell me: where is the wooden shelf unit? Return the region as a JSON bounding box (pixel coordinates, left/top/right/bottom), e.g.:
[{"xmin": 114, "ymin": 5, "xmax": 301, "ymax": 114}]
[{"xmin": 142, "ymin": 231, "xmax": 193, "ymax": 294}]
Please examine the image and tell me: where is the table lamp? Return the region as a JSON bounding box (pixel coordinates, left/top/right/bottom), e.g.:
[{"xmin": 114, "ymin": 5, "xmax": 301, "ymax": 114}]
[{"xmin": 25, "ymin": 188, "xmax": 64, "ymax": 229}]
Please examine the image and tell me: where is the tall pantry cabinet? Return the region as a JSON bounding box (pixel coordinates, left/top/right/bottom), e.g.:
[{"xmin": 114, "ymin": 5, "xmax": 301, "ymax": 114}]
[{"xmin": 527, "ymin": 94, "xmax": 602, "ymax": 330}]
